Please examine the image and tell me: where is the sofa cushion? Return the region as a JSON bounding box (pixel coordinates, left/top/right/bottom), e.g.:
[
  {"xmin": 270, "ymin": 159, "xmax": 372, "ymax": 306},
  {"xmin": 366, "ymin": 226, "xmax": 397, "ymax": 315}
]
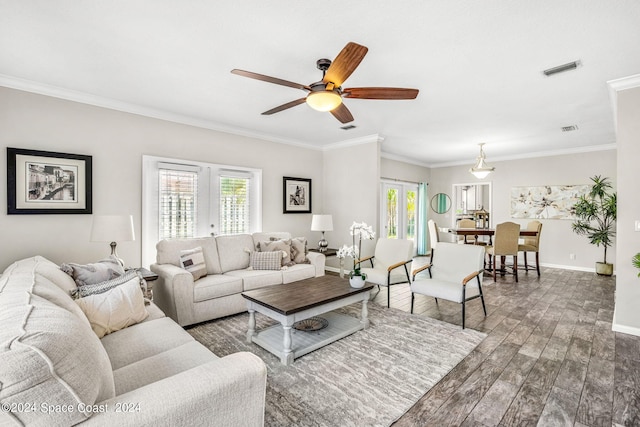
[
  {"xmin": 216, "ymin": 234, "xmax": 254, "ymax": 272},
  {"xmin": 0, "ymin": 257, "xmax": 115, "ymax": 426},
  {"xmin": 101, "ymin": 317, "xmax": 195, "ymax": 370},
  {"xmin": 193, "ymin": 274, "xmax": 243, "ymax": 303},
  {"xmin": 282, "ymin": 263, "xmax": 316, "ymax": 284},
  {"xmin": 179, "ymin": 247, "xmax": 208, "ymax": 280},
  {"xmin": 250, "ymin": 250, "xmax": 284, "ymax": 270},
  {"xmin": 156, "ymin": 237, "xmax": 222, "ymax": 274},
  {"xmin": 291, "ymin": 237, "xmax": 309, "ymax": 264},
  {"xmin": 226, "ymin": 269, "xmax": 283, "ymax": 291},
  {"xmin": 75, "ymin": 275, "xmax": 150, "ymax": 338},
  {"xmin": 60, "ymin": 255, "xmax": 125, "ymax": 287},
  {"xmin": 70, "ymin": 269, "xmax": 141, "ymax": 299},
  {"xmin": 112, "ymin": 341, "xmax": 218, "ymax": 395},
  {"xmin": 252, "ymin": 232, "xmax": 291, "ymax": 250},
  {"xmin": 259, "ymin": 239, "xmax": 293, "ymax": 266}
]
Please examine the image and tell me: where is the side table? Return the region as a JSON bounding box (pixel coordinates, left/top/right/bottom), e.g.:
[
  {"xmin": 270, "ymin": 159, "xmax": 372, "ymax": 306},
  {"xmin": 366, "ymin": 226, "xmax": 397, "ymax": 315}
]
[
  {"xmin": 308, "ymin": 248, "xmax": 338, "ymax": 257},
  {"xmin": 127, "ymin": 267, "xmax": 158, "ymax": 303}
]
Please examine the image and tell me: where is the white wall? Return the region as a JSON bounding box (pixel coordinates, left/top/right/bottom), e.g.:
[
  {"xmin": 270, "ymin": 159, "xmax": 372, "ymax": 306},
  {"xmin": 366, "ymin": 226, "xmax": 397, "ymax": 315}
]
[
  {"xmin": 380, "ymin": 157, "xmax": 430, "ymax": 184},
  {"xmin": 613, "ymin": 84, "xmax": 640, "ymax": 335},
  {"xmin": 322, "ymin": 140, "xmax": 380, "ymax": 270},
  {"xmin": 429, "ymin": 150, "xmax": 617, "ymax": 271},
  {"xmin": 0, "ymin": 87, "xmax": 323, "ymax": 270}
]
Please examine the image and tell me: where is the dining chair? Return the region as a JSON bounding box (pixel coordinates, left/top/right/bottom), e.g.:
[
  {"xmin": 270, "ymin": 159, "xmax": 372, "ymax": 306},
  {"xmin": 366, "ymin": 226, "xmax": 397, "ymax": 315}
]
[
  {"xmin": 410, "ymin": 242, "xmax": 486, "ymax": 329},
  {"xmin": 485, "ymin": 221, "xmax": 520, "ymax": 282},
  {"xmin": 456, "ymin": 219, "xmax": 477, "ymax": 244},
  {"xmin": 358, "ymin": 238, "xmax": 414, "ymax": 308},
  {"xmin": 518, "ymin": 220, "xmax": 542, "ymax": 276},
  {"xmin": 428, "ymin": 219, "xmax": 439, "ymax": 259}
]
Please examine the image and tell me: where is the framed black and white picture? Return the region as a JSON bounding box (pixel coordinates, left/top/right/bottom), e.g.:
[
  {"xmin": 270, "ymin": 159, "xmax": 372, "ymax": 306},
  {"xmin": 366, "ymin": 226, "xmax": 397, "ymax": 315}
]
[
  {"xmin": 283, "ymin": 176, "xmax": 312, "ymax": 214},
  {"xmin": 7, "ymin": 147, "xmax": 92, "ymax": 215}
]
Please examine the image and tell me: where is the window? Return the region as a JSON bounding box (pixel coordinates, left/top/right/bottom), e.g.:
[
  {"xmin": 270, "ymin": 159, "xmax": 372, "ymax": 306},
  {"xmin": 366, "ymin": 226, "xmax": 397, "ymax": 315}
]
[
  {"xmin": 158, "ymin": 168, "xmax": 198, "ymax": 240},
  {"xmin": 142, "ymin": 156, "xmax": 262, "ymax": 267}
]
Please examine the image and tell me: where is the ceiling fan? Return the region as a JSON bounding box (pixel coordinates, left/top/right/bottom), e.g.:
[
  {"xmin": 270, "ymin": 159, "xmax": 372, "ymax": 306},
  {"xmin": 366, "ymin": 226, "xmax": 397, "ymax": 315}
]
[{"xmin": 231, "ymin": 42, "xmax": 419, "ymax": 124}]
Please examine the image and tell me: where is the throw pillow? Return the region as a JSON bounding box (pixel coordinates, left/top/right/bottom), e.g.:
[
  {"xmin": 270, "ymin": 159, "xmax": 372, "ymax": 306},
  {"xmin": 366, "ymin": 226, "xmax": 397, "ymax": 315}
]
[
  {"xmin": 75, "ymin": 275, "xmax": 149, "ymax": 338},
  {"xmin": 179, "ymin": 247, "xmax": 207, "ymax": 280},
  {"xmin": 250, "ymin": 251, "xmax": 283, "ymax": 270},
  {"xmin": 60, "ymin": 256, "xmax": 125, "ymax": 287},
  {"xmin": 69, "ymin": 270, "xmax": 143, "ymax": 300},
  {"xmin": 259, "ymin": 239, "xmax": 293, "ymax": 266},
  {"xmin": 291, "ymin": 237, "xmax": 309, "ymax": 264}
]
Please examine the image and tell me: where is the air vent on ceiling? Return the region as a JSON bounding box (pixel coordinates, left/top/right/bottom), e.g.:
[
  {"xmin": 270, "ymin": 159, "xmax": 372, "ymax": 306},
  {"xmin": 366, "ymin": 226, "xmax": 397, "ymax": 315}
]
[
  {"xmin": 561, "ymin": 125, "xmax": 579, "ymax": 132},
  {"xmin": 340, "ymin": 125, "xmax": 357, "ymax": 130},
  {"xmin": 543, "ymin": 60, "xmax": 581, "ymax": 76}
]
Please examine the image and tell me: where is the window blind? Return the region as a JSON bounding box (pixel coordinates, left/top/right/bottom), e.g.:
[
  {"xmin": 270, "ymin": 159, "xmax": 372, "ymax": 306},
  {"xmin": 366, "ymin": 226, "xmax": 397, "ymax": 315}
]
[
  {"xmin": 219, "ymin": 176, "xmax": 249, "ymax": 235},
  {"xmin": 159, "ymin": 169, "xmax": 198, "ymax": 239}
]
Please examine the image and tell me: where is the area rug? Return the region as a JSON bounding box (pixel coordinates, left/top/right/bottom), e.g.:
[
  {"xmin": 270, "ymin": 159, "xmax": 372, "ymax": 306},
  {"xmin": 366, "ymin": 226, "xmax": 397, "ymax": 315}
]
[{"xmin": 188, "ymin": 303, "xmax": 486, "ymax": 427}]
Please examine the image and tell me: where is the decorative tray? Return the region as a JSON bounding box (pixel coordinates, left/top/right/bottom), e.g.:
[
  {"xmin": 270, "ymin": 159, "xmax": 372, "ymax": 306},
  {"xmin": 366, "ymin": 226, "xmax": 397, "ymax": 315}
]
[{"xmin": 293, "ymin": 316, "xmax": 329, "ymax": 332}]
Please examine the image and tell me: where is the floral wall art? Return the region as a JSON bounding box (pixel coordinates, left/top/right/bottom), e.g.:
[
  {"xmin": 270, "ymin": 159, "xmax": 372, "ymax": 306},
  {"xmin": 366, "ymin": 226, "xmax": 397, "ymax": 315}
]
[{"xmin": 510, "ymin": 184, "xmax": 589, "ymax": 220}]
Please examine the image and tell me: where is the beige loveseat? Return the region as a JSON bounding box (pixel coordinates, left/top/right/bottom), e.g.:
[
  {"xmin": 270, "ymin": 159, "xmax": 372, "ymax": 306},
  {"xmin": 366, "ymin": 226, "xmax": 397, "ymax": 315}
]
[
  {"xmin": 151, "ymin": 232, "xmax": 325, "ymax": 327},
  {"xmin": 0, "ymin": 256, "xmax": 267, "ymax": 426}
]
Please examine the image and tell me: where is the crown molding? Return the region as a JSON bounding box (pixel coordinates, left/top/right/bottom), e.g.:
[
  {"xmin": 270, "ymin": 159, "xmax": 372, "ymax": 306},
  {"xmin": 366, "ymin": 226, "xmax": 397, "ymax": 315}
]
[
  {"xmin": 429, "ymin": 143, "xmax": 617, "ymax": 168},
  {"xmin": 380, "ymin": 151, "xmax": 430, "ymax": 168},
  {"xmin": 607, "ymin": 73, "xmax": 640, "ymax": 128},
  {"xmin": 0, "ymin": 73, "xmax": 327, "ymax": 151},
  {"xmin": 322, "ymin": 134, "xmax": 384, "ymax": 151}
]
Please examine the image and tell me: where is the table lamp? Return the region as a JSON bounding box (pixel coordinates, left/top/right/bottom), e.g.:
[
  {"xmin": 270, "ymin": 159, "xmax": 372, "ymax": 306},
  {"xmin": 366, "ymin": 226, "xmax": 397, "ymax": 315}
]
[
  {"xmin": 311, "ymin": 214, "xmax": 333, "ymax": 252},
  {"xmin": 90, "ymin": 214, "xmax": 135, "ymax": 266}
]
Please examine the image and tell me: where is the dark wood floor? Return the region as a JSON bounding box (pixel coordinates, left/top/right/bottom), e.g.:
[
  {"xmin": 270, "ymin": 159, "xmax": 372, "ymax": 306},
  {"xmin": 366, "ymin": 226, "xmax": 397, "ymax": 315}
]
[{"xmin": 362, "ymin": 263, "xmax": 640, "ymax": 426}]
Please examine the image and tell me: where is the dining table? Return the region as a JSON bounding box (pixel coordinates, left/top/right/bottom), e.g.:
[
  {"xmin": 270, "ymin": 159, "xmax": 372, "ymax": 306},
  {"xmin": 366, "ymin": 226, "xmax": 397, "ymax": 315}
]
[{"xmin": 448, "ymin": 227, "xmax": 538, "ymax": 245}]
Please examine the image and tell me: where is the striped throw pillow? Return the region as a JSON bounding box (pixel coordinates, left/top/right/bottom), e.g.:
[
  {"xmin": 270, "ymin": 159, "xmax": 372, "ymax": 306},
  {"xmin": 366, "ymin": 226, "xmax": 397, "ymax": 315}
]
[{"xmin": 180, "ymin": 247, "xmax": 207, "ymax": 280}]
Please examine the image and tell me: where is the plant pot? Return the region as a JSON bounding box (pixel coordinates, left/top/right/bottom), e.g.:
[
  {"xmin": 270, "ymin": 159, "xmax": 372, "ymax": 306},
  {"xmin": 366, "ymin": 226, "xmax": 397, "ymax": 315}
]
[
  {"xmin": 349, "ymin": 275, "xmax": 366, "ymax": 288},
  {"xmin": 596, "ymin": 262, "xmax": 613, "ymax": 276}
]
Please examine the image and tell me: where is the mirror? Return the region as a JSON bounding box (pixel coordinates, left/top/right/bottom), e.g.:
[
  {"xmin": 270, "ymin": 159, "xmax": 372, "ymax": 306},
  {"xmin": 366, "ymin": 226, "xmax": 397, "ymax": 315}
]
[
  {"xmin": 430, "ymin": 193, "xmax": 451, "ymax": 214},
  {"xmin": 452, "ymin": 182, "xmax": 492, "ymax": 228}
]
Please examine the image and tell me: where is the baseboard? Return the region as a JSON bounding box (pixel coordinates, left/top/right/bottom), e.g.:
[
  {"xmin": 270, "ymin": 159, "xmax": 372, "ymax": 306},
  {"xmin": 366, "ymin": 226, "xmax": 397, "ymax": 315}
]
[
  {"xmin": 612, "ymin": 306, "xmax": 640, "ymax": 337},
  {"xmin": 329, "ymin": 263, "xmax": 607, "ymax": 275},
  {"xmin": 325, "ymin": 266, "xmax": 342, "ymax": 275}
]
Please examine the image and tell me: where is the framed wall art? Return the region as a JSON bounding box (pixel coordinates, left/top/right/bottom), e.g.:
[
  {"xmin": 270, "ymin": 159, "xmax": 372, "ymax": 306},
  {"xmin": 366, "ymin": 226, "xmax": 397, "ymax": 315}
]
[
  {"xmin": 510, "ymin": 184, "xmax": 588, "ymax": 220},
  {"xmin": 283, "ymin": 176, "xmax": 311, "ymax": 214},
  {"xmin": 7, "ymin": 147, "xmax": 93, "ymax": 214}
]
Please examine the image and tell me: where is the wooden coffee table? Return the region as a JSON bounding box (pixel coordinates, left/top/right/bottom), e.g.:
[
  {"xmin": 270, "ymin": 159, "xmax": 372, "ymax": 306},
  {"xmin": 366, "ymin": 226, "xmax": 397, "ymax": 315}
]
[{"xmin": 241, "ymin": 275, "xmax": 373, "ymax": 365}]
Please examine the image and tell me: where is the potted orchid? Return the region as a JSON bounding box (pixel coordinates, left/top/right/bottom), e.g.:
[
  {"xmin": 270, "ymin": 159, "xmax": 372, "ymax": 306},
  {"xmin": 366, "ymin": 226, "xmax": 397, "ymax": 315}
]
[{"xmin": 336, "ymin": 221, "xmax": 376, "ymax": 288}]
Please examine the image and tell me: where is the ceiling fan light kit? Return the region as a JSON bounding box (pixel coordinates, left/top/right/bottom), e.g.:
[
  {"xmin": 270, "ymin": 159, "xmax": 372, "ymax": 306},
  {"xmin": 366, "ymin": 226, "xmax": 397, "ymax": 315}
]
[
  {"xmin": 469, "ymin": 143, "xmax": 495, "ymax": 179},
  {"xmin": 306, "ymin": 90, "xmax": 342, "ymax": 112},
  {"xmin": 231, "ymin": 42, "xmax": 419, "ymax": 124}
]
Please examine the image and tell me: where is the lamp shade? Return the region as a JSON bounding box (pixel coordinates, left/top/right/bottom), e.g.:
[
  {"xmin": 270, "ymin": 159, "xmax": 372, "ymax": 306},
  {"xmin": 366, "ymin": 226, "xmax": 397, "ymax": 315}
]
[
  {"xmin": 90, "ymin": 215, "xmax": 135, "ymax": 242},
  {"xmin": 469, "ymin": 143, "xmax": 495, "ymax": 179},
  {"xmin": 306, "ymin": 91, "xmax": 342, "ymax": 112},
  {"xmin": 311, "ymin": 214, "xmax": 333, "ymax": 231}
]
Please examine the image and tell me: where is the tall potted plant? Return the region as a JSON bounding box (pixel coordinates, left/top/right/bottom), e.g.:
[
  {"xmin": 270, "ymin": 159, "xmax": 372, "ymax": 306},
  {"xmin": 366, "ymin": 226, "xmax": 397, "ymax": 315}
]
[{"xmin": 571, "ymin": 175, "xmax": 617, "ymax": 276}]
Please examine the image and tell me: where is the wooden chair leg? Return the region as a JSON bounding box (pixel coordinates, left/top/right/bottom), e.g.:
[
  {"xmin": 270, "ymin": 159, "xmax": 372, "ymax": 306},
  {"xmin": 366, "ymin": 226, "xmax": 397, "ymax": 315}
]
[
  {"xmin": 524, "ymin": 251, "xmax": 529, "ymax": 271},
  {"xmin": 513, "ymin": 255, "xmax": 518, "ymax": 282},
  {"xmin": 535, "ymin": 252, "xmax": 540, "ymax": 276},
  {"xmin": 492, "ymin": 254, "xmax": 497, "ymax": 282}
]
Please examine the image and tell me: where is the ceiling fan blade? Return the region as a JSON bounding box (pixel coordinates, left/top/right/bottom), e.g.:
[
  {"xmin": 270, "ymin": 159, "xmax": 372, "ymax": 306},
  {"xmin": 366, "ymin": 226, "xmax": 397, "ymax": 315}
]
[
  {"xmin": 330, "ymin": 103, "xmax": 354, "ymax": 123},
  {"xmin": 231, "ymin": 69, "xmax": 310, "ymax": 91},
  {"xmin": 261, "ymin": 98, "xmax": 307, "ymax": 115},
  {"xmin": 323, "ymin": 42, "xmax": 368, "ymax": 88},
  {"xmin": 343, "ymin": 87, "xmax": 419, "ymax": 100}
]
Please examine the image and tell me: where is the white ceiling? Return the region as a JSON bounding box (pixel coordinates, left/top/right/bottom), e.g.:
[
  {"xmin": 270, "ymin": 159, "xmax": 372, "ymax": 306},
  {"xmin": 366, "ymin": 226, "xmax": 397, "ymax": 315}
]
[{"xmin": 1, "ymin": 1, "xmax": 639, "ymax": 166}]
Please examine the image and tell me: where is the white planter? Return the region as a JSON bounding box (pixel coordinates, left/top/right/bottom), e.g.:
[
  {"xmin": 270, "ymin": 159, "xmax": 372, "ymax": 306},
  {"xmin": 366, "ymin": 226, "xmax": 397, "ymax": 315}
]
[{"xmin": 349, "ymin": 275, "xmax": 366, "ymax": 288}]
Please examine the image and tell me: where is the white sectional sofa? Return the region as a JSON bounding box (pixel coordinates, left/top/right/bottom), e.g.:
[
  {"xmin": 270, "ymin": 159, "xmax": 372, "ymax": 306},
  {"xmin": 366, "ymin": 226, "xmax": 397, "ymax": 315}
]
[
  {"xmin": 151, "ymin": 232, "xmax": 325, "ymax": 327},
  {"xmin": 0, "ymin": 256, "xmax": 267, "ymax": 426}
]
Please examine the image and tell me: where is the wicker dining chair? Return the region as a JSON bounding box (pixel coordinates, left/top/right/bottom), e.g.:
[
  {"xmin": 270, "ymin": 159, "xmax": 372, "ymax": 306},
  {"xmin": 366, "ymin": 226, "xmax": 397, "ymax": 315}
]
[{"xmin": 485, "ymin": 221, "xmax": 520, "ymax": 282}]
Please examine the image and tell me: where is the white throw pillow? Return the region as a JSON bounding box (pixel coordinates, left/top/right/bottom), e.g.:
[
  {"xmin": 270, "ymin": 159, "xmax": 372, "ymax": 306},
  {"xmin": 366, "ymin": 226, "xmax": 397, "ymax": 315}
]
[{"xmin": 75, "ymin": 275, "xmax": 149, "ymax": 338}]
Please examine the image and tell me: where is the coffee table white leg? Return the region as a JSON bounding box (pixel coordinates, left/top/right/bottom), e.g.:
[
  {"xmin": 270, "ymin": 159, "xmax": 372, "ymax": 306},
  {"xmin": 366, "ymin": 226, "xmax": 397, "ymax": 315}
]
[
  {"xmin": 282, "ymin": 320, "xmax": 294, "ymax": 365},
  {"xmin": 361, "ymin": 296, "xmax": 370, "ymax": 329},
  {"xmin": 247, "ymin": 309, "xmax": 256, "ymax": 343}
]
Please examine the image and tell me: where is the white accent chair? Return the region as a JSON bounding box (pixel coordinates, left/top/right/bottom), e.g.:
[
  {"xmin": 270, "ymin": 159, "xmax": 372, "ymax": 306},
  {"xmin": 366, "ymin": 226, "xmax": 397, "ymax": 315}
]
[
  {"xmin": 357, "ymin": 238, "xmax": 414, "ymax": 308},
  {"xmin": 410, "ymin": 242, "xmax": 486, "ymax": 329}
]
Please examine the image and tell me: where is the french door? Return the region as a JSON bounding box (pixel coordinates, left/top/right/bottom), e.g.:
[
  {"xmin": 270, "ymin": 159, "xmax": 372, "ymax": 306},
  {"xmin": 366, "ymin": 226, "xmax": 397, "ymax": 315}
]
[{"xmin": 380, "ymin": 182, "xmax": 418, "ymax": 242}]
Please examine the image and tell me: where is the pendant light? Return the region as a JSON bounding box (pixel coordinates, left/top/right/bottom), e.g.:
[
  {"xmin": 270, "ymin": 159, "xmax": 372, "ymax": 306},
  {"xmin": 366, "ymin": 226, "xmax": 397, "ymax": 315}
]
[{"xmin": 469, "ymin": 143, "xmax": 495, "ymax": 179}]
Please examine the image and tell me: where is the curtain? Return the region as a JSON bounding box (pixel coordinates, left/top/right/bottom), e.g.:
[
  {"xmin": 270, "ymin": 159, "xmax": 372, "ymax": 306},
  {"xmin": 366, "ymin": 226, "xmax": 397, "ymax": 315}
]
[{"xmin": 417, "ymin": 182, "xmax": 428, "ymax": 255}]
